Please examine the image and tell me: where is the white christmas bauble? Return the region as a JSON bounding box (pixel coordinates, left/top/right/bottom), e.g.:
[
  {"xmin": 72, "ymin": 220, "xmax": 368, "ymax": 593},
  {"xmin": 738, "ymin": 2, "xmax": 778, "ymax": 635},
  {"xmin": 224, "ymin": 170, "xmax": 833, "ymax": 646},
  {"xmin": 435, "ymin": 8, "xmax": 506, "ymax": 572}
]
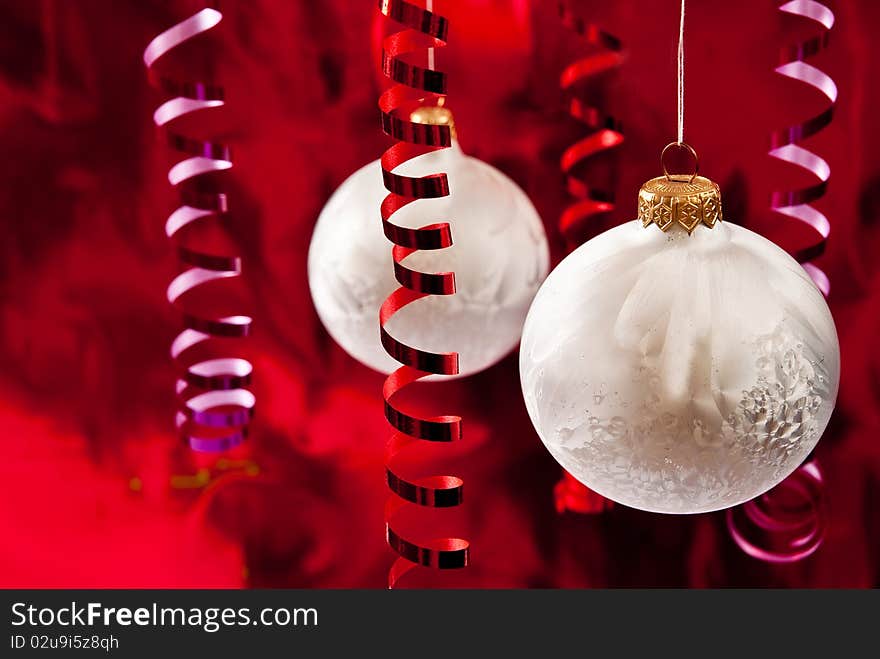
[
  {"xmin": 520, "ymin": 214, "xmax": 840, "ymax": 514},
  {"xmin": 309, "ymin": 140, "xmax": 549, "ymax": 377}
]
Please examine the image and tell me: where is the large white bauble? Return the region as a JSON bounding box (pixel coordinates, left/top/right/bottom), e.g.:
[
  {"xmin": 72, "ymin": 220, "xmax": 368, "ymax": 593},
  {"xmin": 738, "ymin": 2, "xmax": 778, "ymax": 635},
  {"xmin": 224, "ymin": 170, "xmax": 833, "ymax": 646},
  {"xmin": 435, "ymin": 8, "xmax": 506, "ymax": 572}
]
[
  {"xmin": 520, "ymin": 219, "xmax": 840, "ymax": 514},
  {"xmin": 309, "ymin": 141, "xmax": 549, "ymax": 377}
]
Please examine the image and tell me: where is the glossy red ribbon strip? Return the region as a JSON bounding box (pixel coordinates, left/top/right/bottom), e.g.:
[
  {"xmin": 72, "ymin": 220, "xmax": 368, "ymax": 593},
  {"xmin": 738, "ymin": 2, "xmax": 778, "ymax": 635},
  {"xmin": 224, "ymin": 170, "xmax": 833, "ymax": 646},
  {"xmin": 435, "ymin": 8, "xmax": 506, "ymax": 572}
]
[
  {"xmin": 553, "ymin": 0, "xmax": 620, "ymax": 515},
  {"xmin": 378, "ymin": 0, "xmax": 469, "ymax": 588},
  {"xmin": 769, "ymin": 0, "xmax": 836, "ymax": 296},
  {"xmin": 144, "ymin": 5, "xmax": 254, "ymax": 452},
  {"xmin": 554, "ymin": 471, "xmax": 613, "ymax": 515},
  {"xmin": 557, "ymin": 0, "xmax": 624, "ymax": 242}
]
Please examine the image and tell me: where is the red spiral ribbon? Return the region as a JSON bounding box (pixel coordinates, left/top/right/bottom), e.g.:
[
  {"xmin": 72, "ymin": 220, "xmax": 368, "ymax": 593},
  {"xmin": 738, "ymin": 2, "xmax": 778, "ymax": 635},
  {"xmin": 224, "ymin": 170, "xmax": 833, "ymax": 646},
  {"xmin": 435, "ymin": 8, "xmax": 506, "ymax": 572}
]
[
  {"xmin": 377, "ymin": 0, "xmax": 468, "ymax": 588},
  {"xmin": 144, "ymin": 5, "xmax": 255, "ymax": 452},
  {"xmin": 553, "ymin": 1, "xmax": 622, "ymax": 515},
  {"xmin": 727, "ymin": 0, "xmax": 836, "ymax": 562},
  {"xmin": 726, "ymin": 459, "xmax": 826, "ymax": 563},
  {"xmin": 554, "ymin": 471, "xmax": 613, "ymax": 515},
  {"xmin": 769, "ymin": 0, "xmax": 836, "ymax": 296},
  {"xmin": 557, "ymin": 0, "xmax": 624, "ymax": 242}
]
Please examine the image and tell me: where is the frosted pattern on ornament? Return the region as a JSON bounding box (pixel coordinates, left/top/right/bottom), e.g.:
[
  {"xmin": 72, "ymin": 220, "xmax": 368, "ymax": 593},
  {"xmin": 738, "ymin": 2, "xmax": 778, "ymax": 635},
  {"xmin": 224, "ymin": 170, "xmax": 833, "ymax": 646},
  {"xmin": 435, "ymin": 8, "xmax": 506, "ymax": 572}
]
[
  {"xmin": 520, "ymin": 220, "xmax": 839, "ymax": 514},
  {"xmin": 308, "ymin": 142, "xmax": 549, "ymax": 377}
]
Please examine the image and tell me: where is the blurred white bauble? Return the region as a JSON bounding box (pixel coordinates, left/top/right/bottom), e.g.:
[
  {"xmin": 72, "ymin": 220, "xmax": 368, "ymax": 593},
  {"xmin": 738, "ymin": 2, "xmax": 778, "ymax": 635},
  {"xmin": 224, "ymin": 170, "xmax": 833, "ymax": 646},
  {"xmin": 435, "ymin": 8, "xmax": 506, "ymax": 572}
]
[
  {"xmin": 519, "ymin": 173, "xmax": 839, "ymax": 514},
  {"xmin": 308, "ymin": 139, "xmax": 549, "ymax": 377}
]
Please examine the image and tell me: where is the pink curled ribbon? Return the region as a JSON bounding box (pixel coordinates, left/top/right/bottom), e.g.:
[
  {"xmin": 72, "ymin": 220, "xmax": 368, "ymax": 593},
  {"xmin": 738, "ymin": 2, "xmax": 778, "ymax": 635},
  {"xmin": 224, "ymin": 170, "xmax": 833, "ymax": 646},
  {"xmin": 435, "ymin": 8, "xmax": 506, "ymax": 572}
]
[
  {"xmin": 144, "ymin": 4, "xmax": 255, "ymax": 452},
  {"xmin": 553, "ymin": 0, "xmax": 621, "ymax": 514},
  {"xmin": 377, "ymin": 0, "xmax": 469, "ymax": 588},
  {"xmin": 726, "ymin": 459, "xmax": 826, "ymax": 563},
  {"xmin": 769, "ymin": 0, "xmax": 836, "ymax": 296},
  {"xmin": 727, "ymin": 0, "xmax": 836, "ymax": 564}
]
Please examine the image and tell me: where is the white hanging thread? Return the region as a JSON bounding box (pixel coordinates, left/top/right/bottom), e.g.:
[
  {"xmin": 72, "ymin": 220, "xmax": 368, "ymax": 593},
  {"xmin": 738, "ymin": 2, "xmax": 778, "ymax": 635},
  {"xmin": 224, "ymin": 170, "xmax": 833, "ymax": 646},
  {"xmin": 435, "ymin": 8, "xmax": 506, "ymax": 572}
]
[
  {"xmin": 427, "ymin": 0, "xmax": 435, "ymax": 71},
  {"xmin": 677, "ymin": 0, "xmax": 685, "ymax": 144}
]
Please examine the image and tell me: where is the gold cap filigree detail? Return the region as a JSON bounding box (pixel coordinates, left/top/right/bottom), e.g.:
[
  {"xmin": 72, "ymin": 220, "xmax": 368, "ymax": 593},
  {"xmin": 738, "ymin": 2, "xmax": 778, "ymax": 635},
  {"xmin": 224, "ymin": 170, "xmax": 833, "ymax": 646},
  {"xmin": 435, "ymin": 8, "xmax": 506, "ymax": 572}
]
[
  {"xmin": 639, "ymin": 142, "xmax": 722, "ymax": 234},
  {"xmin": 638, "ymin": 175, "xmax": 722, "ymax": 233}
]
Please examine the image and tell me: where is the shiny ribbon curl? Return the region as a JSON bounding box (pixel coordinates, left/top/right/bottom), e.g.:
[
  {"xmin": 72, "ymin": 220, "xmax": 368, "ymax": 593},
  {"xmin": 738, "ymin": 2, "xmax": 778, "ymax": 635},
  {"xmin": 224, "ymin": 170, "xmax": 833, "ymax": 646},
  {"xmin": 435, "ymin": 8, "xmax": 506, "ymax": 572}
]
[
  {"xmin": 378, "ymin": 0, "xmax": 469, "ymax": 588},
  {"xmin": 557, "ymin": 1, "xmax": 625, "ymax": 242},
  {"xmin": 726, "ymin": 459, "xmax": 826, "ymax": 563},
  {"xmin": 553, "ymin": 1, "xmax": 621, "ymax": 515},
  {"xmin": 144, "ymin": 5, "xmax": 255, "ymax": 452},
  {"xmin": 727, "ymin": 0, "xmax": 836, "ymax": 562},
  {"xmin": 554, "ymin": 471, "xmax": 613, "ymax": 515},
  {"xmin": 769, "ymin": 0, "xmax": 836, "ymax": 296}
]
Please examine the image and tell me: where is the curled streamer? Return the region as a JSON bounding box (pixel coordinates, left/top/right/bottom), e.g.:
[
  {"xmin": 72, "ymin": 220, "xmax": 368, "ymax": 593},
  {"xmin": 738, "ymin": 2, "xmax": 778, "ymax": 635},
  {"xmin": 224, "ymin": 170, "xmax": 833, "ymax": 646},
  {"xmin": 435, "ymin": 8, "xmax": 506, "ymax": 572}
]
[
  {"xmin": 554, "ymin": 471, "xmax": 613, "ymax": 515},
  {"xmin": 726, "ymin": 459, "xmax": 826, "ymax": 563},
  {"xmin": 728, "ymin": 0, "xmax": 836, "ymax": 563},
  {"xmin": 553, "ymin": 1, "xmax": 623, "ymax": 514},
  {"xmin": 377, "ymin": 0, "xmax": 468, "ymax": 588},
  {"xmin": 144, "ymin": 5, "xmax": 254, "ymax": 452},
  {"xmin": 557, "ymin": 0, "xmax": 624, "ymax": 241},
  {"xmin": 769, "ymin": 0, "xmax": 836, "ymax": 296}
]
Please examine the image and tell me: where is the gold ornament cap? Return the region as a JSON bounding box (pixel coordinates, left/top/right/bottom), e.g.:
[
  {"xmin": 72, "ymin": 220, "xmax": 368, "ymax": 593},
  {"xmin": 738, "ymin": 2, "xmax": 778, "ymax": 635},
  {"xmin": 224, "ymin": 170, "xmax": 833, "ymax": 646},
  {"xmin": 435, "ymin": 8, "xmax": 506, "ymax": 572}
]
[
  {"xmin": 638, "ymin": 142, "xmax": 722, "ymax": 234},
  {"xmin": 410, "ymin": 104, "xmax": 457, "ymax": 139}
]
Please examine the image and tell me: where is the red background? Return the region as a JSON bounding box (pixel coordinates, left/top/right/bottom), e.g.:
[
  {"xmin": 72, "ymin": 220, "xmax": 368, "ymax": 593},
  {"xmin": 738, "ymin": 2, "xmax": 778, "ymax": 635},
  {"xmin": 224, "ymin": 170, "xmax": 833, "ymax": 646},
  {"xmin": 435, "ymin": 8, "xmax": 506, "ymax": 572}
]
[{"xmin": 1, "ymin": 0, "xmax": 878, "ymax": 588}]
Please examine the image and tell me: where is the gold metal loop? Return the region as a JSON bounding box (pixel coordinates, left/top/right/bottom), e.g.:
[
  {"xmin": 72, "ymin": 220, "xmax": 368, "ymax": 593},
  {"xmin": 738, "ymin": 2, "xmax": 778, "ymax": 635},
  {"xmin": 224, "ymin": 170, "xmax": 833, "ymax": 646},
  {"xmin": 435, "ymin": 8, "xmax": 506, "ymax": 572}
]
[{"xmin": 661, "ymin": 141, "xmax": 699, "ymax": 183}]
